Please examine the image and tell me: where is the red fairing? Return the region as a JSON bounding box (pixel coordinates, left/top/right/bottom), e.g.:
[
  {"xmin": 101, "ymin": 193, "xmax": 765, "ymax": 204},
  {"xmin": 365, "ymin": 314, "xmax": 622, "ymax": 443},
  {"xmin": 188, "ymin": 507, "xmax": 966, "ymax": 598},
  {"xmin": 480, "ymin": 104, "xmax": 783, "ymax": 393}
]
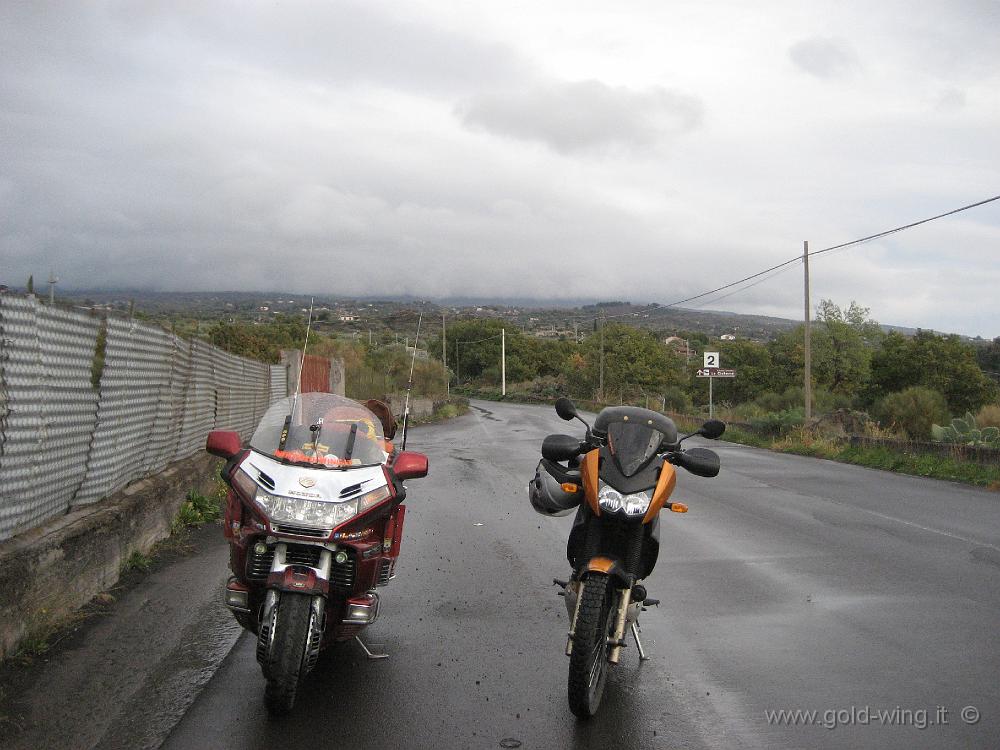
[{"xmin": 388, "ymin": 505, "xmax": 406, "ymax": 558}]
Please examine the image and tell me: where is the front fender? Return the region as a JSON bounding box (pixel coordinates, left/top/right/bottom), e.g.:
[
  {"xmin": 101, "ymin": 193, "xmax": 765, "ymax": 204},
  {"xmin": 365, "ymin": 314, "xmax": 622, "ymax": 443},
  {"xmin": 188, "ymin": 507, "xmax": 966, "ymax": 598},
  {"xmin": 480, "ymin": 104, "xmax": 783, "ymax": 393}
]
[
  {"xmin": 266, "ymin": 565, "xmax": 330, "ymax": 596},
  {"xmin": 577, "ymin": 556, "xmax": 631, "ymax": 588}
]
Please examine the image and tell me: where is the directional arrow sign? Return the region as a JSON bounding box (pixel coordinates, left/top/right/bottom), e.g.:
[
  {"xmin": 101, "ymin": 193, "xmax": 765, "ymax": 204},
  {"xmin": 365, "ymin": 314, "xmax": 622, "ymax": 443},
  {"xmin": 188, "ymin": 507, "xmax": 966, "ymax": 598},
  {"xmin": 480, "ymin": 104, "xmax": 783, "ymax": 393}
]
[{"xmin": 696, "ymin": 368, "xmax": 736, "ymax": 378}]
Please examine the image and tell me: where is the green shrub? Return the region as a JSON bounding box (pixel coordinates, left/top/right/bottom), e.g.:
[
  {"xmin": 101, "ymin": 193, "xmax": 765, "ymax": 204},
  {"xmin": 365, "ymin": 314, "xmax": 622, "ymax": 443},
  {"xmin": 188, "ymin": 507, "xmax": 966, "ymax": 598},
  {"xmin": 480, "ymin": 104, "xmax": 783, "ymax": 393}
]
[
  {"xmin": 749, "ymin": 407, "xmax": 805, "ymax": 436},
  {"xmin": 753, "ymin": 391, "xmax": 787, "ymax": 413},
  {"xmin": 876, "ymin": 386, "xmax": 949, "ymax": 440},
  {"xmin": 661, "ymin": 386, "xmax": 692, "ymax": 413}
]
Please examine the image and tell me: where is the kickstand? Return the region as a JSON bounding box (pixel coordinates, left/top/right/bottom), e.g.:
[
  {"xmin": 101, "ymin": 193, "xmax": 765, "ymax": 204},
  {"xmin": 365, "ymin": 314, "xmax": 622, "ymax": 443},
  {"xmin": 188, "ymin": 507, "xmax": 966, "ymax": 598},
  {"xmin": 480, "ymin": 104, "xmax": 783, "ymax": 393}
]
[
  {"xmin": 631, "ymin": 622, "xmax": 650, "ymax": 662},
  {"xmin": 355, "ymin": 636, "xmax": 389, "ymax": 660}
]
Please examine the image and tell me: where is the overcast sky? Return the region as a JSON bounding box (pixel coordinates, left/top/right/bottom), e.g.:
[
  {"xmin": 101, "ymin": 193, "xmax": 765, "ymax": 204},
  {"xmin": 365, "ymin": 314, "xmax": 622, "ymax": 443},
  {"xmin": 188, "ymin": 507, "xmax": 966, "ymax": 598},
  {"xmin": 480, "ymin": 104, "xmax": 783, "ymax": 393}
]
[{"xmin": 2, "ymin": 0, "xmax": 998, "ymax": 336}]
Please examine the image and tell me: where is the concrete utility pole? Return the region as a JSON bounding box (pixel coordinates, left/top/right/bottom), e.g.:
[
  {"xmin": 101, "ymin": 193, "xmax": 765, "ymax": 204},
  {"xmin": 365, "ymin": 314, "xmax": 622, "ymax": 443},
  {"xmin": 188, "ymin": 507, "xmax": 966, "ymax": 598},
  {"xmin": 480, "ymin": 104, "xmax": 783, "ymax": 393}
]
[
  {"xmin": 598, "ymin": 316, "xmax": 605, "ymax": 402},
  {"xmin": 803, "ymin": 240, "xmax": 812, "ymax": 421},
  {"xmin": 47, "ymin": 270, "xmax": 58, "ymax": 305},
  {"xmin": 442, "ymin": 314, "xmax": 448, "ymax": 396},
  {"xmin": 501, "ymin": 327, "xmax": 506, "ymax": 396}
]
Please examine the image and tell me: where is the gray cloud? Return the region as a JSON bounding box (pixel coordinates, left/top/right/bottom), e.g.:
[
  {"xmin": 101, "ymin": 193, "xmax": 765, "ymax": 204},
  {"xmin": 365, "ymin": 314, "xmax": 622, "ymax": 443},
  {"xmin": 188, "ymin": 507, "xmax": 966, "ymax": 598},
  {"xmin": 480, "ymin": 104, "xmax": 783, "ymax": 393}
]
[
  {"xmin": 457, "ymin": 80, "xmax": 704, "ymax": 154},
  {"xmin": 934, "ymin": 87, "xmax": 967, "ymax": 112},
  {"xmin": 788, "ymin": 37, "xmax": 859, "ymax": 79},
  {"xmin": 1, "ymin": 1, "xmax": 998, "ymax": 337}
]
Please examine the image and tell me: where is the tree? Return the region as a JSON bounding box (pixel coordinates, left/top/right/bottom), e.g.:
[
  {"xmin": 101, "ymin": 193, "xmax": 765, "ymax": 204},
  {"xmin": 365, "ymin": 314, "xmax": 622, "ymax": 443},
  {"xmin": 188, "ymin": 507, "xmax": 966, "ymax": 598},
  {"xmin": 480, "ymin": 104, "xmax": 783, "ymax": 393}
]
[
  {"xmin": 766, "ymin": 300, "xmax": 880, "ymax": 403},
  {"xmin": 713, "ymin": 340, "xmax": 777, "ymax": 404},
  {"xmin": 812, "ymin": 300, "xmax": 880, "ymax": 396},
  {"xmin": 975, "ymin": 337, "xmax": 1000, "ymax": 376},
  {"xmin": 208, "ymin": 315, "xmax": 308, "ymax": 363},
  {"xmin": 868, "ymin": 330, "xmax": 998, "ymax": 414},
  {"xmin": 566, "ymin": 323, "xmax": 685, "ymax": 402},
  {"xmin": 26, "ymin": 275, "xmax": 33, "ymax": 294}
]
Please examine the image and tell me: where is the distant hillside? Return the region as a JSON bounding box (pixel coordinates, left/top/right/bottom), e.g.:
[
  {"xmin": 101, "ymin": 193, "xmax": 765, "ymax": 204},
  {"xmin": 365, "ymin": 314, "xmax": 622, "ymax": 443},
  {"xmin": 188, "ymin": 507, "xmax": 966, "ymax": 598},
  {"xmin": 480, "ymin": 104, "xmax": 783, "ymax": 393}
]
[{"xmin": 47, "ymin": 288, "xmax": 957, "ymax": 342}]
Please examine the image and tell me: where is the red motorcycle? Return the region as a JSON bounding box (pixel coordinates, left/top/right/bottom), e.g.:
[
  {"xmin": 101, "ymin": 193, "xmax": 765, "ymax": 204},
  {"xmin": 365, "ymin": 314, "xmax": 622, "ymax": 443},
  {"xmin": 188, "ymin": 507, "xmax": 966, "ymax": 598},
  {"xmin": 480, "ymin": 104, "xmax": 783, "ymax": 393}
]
[{"xmin": 206, "ymin": 392, "xmax": 428, "ymax": 714}]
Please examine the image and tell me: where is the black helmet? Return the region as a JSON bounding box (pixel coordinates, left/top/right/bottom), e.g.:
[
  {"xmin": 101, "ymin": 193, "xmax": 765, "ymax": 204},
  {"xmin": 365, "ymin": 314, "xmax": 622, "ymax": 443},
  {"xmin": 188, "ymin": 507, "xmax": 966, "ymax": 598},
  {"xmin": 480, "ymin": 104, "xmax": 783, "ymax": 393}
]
[{"xmin": 528, "ymin": 460, "xmax": 583, "ymax": 516}]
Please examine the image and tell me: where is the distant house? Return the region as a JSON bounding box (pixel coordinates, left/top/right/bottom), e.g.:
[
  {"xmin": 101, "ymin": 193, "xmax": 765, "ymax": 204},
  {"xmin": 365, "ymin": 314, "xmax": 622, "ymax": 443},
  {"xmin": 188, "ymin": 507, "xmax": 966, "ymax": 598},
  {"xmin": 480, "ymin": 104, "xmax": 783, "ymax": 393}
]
[
  {"xmin": 720, "ymin": 334, "xmax": 736, "ymax": 341},
  {"xmin": 339, "ymin": 315, "xmax": 357, "ymax": 322},
  {"xmin": 663, "ymin": 336, "xmax": 692, "ymax": 359}
]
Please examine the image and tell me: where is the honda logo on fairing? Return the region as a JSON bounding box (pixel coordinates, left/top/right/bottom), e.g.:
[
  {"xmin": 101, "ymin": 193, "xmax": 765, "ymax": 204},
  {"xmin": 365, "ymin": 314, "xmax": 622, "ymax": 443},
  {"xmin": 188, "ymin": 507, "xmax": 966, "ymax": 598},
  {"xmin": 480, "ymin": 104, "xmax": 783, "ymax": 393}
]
[{"xmin": 299, "ymin": 477, "xmax": 317, "ymax": 488}]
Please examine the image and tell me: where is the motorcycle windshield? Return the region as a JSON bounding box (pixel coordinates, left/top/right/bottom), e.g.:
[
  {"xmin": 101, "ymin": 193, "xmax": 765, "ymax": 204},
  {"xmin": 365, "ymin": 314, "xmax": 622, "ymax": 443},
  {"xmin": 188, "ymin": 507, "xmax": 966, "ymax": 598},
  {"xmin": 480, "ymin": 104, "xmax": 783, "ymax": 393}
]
[
  {"xmin": 606, "ymin": 420, "xmax": 667, "ymax": 476},
  {"xmin": 250, "ymin": 392, "xmax": 387, "ymax": 468}
]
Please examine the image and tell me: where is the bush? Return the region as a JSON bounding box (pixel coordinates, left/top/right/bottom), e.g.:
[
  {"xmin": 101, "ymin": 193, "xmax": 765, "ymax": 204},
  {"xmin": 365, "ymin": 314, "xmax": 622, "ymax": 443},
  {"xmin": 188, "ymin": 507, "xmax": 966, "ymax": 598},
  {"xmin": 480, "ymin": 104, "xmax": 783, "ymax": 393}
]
[
  {"xmin": 875, "ymin": 386, "xmax": 949, "ymax": 440},
  {"xmin": 753, "ymin": 386, "xmax": 852, "ymax": 415},
  {"xmin": 661, "ymin": 386, "xmax": 692, "ymax": 413},
  {"xmin": 753, "ymin": 391, "xmax": 787, "ymax": 413},
  {"xmin": 977, "ymin": 404, "xmax": 1000, "ymax": 429},
  {"xmin": 749, "ymin": 407, "xmax": 805, "ymax": 436}
]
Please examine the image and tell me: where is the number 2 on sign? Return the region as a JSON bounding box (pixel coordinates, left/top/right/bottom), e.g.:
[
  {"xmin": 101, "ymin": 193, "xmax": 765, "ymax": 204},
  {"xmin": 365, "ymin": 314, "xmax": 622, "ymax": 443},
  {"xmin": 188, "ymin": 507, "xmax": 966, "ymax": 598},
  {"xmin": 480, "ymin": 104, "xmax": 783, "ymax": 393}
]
[{"xmin": 704, "ymin": 352, "xmax": 719, "ymax": 369}]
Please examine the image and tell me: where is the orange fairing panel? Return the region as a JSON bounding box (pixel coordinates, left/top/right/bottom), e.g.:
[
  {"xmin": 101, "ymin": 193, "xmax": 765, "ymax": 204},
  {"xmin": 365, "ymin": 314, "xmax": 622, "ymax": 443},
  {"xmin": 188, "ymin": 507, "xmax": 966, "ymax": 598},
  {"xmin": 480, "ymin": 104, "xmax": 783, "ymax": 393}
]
[
  {"xmin": 643, "ymin": 461, "xmax": 677, "ymax": 523},
  {"xmin": 580, "ymin": 449, "xmax": 600, "ymax": 516},
  {"xmin": 585, "ymin": 556, "xmax": 616, "ymax": 574}
]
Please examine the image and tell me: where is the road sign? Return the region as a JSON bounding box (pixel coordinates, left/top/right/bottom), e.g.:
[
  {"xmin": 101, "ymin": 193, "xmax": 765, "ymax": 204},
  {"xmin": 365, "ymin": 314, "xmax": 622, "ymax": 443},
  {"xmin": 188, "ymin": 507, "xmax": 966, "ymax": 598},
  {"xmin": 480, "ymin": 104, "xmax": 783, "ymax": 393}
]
[
  {"xmin": 697, "ymin": 368, "xmax": 736, "ymax": 378},
  {"xmin": 703, "ymin": 351, "xmax": 720, "ymax": 369}
]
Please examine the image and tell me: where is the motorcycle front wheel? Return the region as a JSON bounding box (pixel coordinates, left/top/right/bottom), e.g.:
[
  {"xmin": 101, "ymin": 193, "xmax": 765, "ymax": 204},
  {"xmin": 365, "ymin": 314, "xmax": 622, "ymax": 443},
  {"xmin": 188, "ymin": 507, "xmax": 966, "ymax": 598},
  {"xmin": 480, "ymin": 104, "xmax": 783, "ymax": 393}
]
[
  {"xmin": 567, "ymin": 574, "xmax": 615, "ymax": 718},
  {"xmin": 262, "ymin": 591, "xmax": 312, "ymax": 715}
]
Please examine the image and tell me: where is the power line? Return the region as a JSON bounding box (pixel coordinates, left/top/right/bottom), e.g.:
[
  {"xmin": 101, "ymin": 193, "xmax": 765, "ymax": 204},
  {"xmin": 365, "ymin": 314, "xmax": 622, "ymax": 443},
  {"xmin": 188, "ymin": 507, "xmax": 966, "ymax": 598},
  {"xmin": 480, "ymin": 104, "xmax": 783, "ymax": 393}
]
[
  {"xmin": 453, "ymin": 333, "xmax": 504, "ymax": 345},
  {"xmin": 809, "ymin": 193, "xmax": 1000, "ymax": 259},
  {"xmin": 661, "ymin": 193, "xmax": 1000, "ymax": 311},
  {"xmin": 660, "ymin": 256, "xmax": 802, "ymax": 309},
  {"xmin": 687, "ymin": 261, "xmax": 802, "ymax": 310},
  {"xmin": 627, "ymin": 195, "xmax": 1000, "ymax": 314}
]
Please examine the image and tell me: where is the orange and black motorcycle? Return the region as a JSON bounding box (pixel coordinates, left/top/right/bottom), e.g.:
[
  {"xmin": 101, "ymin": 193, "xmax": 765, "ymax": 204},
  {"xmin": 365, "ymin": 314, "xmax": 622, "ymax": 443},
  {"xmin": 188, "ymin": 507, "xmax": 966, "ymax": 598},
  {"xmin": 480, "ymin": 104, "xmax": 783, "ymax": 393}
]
[{"xmin": 529, "ymin": 397, "xmax": 724, "ymax": 718}]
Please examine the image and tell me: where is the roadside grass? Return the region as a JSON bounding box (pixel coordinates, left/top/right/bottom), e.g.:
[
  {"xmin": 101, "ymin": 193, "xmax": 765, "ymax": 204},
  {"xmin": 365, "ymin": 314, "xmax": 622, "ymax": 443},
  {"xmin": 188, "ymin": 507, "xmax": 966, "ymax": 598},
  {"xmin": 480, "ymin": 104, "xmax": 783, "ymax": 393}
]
[
  {"xmin": 169, "ymin": 481, "xmax": 226, "ymax": 535},
  {"xmin": 834, "ymin": 445, "xmax": 1000, "ymax": 486},
  {"xmin": 121, "ymin": 550, "xmax": 152, "ymax": 574},
  {"xmin": 728, "ymin": 426, "xmax": 1000, "ymax": 488},
  {"xmin": 405, "ymin": 397, "xmax": 470, "ymax": 427}
]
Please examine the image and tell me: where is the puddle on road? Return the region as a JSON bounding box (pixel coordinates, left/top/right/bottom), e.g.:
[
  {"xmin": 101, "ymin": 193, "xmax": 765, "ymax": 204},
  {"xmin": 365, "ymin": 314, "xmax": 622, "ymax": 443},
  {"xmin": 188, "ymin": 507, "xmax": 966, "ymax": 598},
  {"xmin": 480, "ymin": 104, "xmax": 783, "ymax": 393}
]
[
  {"xmin": 970, "ymin": 545, "xmax": 1000, "ymax": 568},
  {"xmin": 469, "ymin": 405, "xmax": 500, "ymax": 422},
  {"xmin": 93, "ymin": 600, "xmax": 242, "ymax": 750}
]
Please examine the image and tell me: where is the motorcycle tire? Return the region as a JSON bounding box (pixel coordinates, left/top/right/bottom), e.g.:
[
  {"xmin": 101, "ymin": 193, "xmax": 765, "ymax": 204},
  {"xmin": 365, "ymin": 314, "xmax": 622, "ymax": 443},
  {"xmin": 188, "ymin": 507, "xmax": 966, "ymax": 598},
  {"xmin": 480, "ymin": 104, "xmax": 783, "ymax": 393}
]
[
  {"xmin": 263, "ymin": 592, "xmax": 312, "ymax": 716},
  {"xmin": 567, "ymin": 573, "xmax": 615, "ymax": 718}
]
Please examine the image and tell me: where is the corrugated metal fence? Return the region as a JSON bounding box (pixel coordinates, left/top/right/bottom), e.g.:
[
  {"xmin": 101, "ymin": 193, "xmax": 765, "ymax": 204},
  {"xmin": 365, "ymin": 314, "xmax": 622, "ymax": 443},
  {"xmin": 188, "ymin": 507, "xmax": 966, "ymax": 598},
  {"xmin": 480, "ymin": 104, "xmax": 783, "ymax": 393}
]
[{"xmin": 0, "ymin": 296, "xmax": 289, "ymax": 540}]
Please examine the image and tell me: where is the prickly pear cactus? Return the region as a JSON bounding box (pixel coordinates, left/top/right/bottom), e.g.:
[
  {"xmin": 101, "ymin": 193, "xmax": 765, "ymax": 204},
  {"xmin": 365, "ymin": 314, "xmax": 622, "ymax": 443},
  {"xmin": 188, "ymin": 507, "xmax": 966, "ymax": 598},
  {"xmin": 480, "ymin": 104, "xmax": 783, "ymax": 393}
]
[{"xmin": 932, "ymin": 413, "xmax": 1000, "ymax": 446}]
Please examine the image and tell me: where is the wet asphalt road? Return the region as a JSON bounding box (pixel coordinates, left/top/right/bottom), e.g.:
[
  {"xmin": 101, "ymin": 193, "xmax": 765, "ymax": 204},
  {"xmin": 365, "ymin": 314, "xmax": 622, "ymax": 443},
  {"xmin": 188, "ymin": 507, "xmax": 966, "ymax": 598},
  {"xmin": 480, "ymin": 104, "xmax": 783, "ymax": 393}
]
[{"xmin": 161, "ymin": 400, "xmax": 1000, "ymax": 750}]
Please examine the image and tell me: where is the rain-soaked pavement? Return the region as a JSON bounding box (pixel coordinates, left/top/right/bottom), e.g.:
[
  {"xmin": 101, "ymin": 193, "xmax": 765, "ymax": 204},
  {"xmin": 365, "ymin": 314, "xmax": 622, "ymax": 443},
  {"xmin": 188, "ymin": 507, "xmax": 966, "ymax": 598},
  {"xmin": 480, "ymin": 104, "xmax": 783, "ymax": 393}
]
[{"xmin": 5, "ymin": 400, "xmax": 1000, "ymax": 749}]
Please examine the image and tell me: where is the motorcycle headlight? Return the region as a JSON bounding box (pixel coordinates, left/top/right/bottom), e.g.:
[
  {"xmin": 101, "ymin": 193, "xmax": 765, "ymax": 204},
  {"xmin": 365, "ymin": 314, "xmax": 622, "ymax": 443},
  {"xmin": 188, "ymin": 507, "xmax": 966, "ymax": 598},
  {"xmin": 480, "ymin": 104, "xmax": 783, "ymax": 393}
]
[
  {"xmin": 598, "ymin": 483, "xmax": 651, "ymax": 517},
  {"xmin": 237, "ymin": 469, "xmax": 392, "ymax": 529}
]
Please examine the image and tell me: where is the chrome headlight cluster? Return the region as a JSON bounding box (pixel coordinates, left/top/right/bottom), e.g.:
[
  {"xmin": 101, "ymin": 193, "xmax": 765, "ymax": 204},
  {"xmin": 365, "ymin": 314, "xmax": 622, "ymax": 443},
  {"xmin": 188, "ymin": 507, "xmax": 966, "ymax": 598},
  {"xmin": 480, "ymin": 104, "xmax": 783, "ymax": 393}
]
[
  {"xmin": 598, "ymin": 483, "xmax": 652, "ymax": 517},
  {"xmin": 234, "ymin": 469, "xmax": 391, "ymax": 529}
]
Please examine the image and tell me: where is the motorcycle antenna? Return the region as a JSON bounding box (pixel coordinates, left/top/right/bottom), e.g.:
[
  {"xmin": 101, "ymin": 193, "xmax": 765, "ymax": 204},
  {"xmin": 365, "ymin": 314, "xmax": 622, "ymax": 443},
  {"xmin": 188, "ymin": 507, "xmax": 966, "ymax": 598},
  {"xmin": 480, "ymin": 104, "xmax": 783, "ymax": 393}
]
[
  {"xmin": 278, "ymin": 297, "xmax": 315, "ymax": 452},
  {"xmin": 400, "ymin": 312, "xmax": 422, "ymax": 451}
]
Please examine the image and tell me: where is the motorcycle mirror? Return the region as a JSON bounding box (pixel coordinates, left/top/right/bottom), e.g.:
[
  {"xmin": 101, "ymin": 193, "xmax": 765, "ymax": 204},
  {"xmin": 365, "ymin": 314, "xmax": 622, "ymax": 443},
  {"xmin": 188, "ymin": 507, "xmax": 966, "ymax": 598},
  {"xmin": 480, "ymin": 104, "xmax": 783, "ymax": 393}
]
[
  {"xmin": 554, "ymin": 397, "xmax": 578, "ymax": 421},
  {"xmin": 699, "ymin": 419, "xmax": 726, "ymax": 440},
  {"xmin": 393, "ymin": 451, "xmax": 428, "ymax": 480},
  {"xmin": 206, "ymin": 430, "xmax": 242, "ymax": 459}
]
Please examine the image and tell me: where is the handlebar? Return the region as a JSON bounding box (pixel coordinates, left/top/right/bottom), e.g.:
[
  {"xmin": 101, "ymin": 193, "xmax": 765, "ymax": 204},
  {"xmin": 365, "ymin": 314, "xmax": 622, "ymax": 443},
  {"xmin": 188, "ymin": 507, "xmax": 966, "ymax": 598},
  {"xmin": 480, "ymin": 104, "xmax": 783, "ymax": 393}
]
[{"xmin": 667, "ymin": 447, "xmax": 720, "ymax": 477}]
